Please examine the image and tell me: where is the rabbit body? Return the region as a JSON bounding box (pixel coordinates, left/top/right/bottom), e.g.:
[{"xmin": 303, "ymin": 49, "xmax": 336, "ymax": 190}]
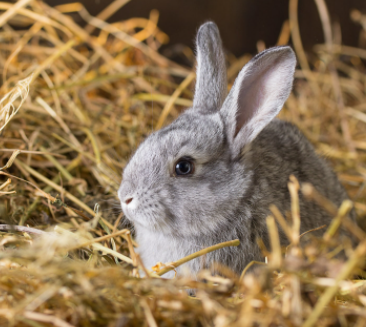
[{"xmin": 119, "ymin": 22, "xmax": 354, "ymax": 278}]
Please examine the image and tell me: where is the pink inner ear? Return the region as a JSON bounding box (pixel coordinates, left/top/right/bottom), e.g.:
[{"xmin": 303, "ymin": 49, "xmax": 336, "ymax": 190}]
[
  {"xmin": 235, "ymin": 87, "xmax": 257, "ymax": 136},
  {"xmin": 234, "ymin": 68, "xmax": 272, "ymax": 136},
  {"xmin": 221, "ymin": 47, "xmax": 296, "ymax": 158},
  {"xmin": 233, "ymin": 50, "xmax": 290, "ymax": 137}
]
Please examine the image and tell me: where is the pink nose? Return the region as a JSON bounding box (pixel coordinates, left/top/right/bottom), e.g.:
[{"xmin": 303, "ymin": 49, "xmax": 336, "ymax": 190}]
[{"xmin": 125, "ymin": 197, "xmax": 133, "ymax": 205}]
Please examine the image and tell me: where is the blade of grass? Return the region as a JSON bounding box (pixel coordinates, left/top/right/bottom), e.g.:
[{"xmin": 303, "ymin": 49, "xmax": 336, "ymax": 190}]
[{"xmin": 153, "ymin": 239, "xmax": 240, "ymax": 277}]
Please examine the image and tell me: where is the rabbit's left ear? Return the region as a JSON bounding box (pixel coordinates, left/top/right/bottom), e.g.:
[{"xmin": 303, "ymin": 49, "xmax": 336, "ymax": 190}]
[
  {"xmin": 193, "ymin": 22, "xmax": 227, "ymax": 113},
  {"xmin": 220, "ymin": 46, "xmax": 296, "ymax": 159}
]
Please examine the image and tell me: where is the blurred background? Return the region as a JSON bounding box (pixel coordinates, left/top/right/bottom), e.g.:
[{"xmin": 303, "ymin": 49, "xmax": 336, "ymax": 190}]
[{"xmin": 44, "ymin": 0, "xmax": 366, "ymax": 63}]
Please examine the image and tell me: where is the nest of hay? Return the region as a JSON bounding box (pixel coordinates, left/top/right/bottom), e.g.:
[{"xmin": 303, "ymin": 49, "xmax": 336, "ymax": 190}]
[{"xmin": 0, "ymin": 0, "xmax": 366, "ymax": 326}]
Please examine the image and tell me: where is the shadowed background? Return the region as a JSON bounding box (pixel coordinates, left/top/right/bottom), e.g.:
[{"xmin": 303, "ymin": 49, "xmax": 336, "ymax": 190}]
[{"xmin": 44, "ymin": 0, "xmax": 366, "ymax": 59}]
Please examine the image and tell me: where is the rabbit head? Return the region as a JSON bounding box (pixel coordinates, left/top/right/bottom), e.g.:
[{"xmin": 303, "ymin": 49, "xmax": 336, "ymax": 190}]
[{"xmin": 118, "ymin": 22, "xmax": 296, "ymax": 239}]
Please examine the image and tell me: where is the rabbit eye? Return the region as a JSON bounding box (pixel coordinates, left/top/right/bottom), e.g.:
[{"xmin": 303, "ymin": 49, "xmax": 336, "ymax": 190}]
[{"xmin": 175, "ymin": 157, "xmax": 194, "ymax": 176}]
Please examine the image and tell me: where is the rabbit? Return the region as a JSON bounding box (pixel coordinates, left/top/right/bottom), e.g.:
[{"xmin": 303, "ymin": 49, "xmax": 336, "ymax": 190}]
[{"xmin": 118, "ymin": 22, "xmax": 355, "ymax": 279}]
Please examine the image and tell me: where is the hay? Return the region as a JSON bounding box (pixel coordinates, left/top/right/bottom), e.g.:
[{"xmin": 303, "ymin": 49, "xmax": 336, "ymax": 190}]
[{"xmin": 0, "ymin": 0, "xmax": 366, "ymax": 326}]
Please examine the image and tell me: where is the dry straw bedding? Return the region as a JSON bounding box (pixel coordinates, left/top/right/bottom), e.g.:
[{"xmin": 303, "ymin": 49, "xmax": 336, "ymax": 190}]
[{"xmin": 0, "ymin": 0, "xmax": 366, "ymax": 326}]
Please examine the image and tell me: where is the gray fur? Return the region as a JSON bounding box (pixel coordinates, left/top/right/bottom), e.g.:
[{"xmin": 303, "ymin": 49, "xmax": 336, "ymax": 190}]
[
  {"xmin": 118, "ymin": 22, "xmax": 355, "ymax": 279},
  {"xmin": 193, "ymin": 22, "xmax": 227, "ymax": 112}
]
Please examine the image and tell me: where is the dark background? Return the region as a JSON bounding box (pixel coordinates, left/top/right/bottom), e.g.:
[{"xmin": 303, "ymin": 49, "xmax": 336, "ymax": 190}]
[{"xmin": 45, "ymin": 0, "xmax": 366, "ymax": 58}]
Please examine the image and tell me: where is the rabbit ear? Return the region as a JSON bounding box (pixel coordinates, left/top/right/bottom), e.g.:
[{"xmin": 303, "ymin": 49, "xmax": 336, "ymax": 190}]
[
  {"xmin": 221, "ymin": 46, "xmax": 296, "ymax": 158},
  {"xmin": 193, "ymin": 22, "xmax": 227, "ymax": 113}
]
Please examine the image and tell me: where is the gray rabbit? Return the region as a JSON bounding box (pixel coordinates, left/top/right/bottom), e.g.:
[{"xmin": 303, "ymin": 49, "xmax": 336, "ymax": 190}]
[{"xmin": 118, "ymin": 22, "xmax": 354, "ymax": 278}]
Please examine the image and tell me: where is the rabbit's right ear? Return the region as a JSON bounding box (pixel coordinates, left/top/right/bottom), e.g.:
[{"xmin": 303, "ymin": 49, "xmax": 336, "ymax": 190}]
[
  {"xmin": 220, "ymin": 46, "xmax": 296, "ymax": 159},
  {"xmin": 193, "ymin": 22, "xmax": 227, "ymax": 113}
]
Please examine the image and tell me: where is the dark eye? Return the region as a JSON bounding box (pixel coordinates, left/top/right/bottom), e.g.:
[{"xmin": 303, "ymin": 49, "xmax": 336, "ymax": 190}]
[{"xmin": 175, "ymin": 158, "xmax": 194, "ymax": 176}]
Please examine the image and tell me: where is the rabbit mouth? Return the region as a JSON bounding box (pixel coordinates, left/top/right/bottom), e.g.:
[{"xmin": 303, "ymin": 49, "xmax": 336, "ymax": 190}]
[
  {"xmin": 133, "ymin": 215, "xmax": 173, "ymax": 234},
  {"xmin": 122, "ymin": 203, "xmax": 173, "ymax": 234}
]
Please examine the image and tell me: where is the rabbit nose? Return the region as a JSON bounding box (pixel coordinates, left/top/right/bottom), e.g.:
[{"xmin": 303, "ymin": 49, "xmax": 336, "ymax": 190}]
[{"xmin": 125, "ymin": 197, "xmax": 133, "ymax": 205}]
